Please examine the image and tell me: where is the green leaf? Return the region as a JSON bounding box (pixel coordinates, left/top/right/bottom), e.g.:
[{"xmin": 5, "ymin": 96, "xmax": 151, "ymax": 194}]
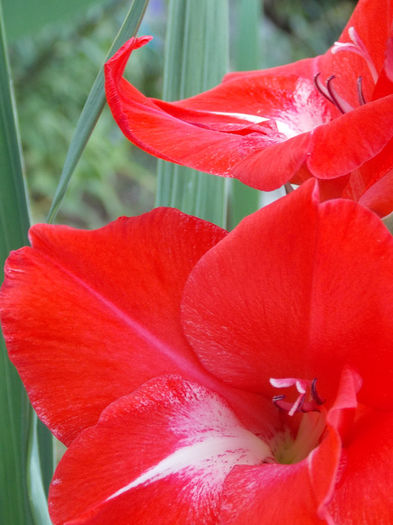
[
  {"xmin": 228, "ymin": 0, "xmax": 262, "ymax": 229},
  {"xmin": 0, "ymin": 2, "xmax": 52, "ymax": 523},
  {"xmin": 47, "ymin": 0, "xmax": 150, "ymax": 223},
  {"xmin": 156, "ymin": 0, "xmax": 230, "ymax": 228},
  {"xmin": 27, "ymin": 417, "xmax": 52, "ymax": 525}
]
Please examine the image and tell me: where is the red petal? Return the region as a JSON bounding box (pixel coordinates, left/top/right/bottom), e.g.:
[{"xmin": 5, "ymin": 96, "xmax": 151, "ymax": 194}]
[
  {"xmin": 231, "ymin": 131, "xmax": 311, "ymax": 190},
  {"xmin": 105, "ymin": 38, "xmax": 333, "ymax": 190},
  {"xmin": 173, "ymin": 59, "xmax": 320, "ymax": 117},
  {"xmin": 49, "ymin": 376, "xmax": 270, "ymax": 525},
  {"xmin": 220, "ymin": 462, "xmax": 324, "ymax": 525},
  {"xmin": 317, "ymin": 0, "xmax": 393, "ymax": 104},
  {"xmin": 0, "ymin": 208, "xmax": 226, "ymax": 445},
  {"xmin": 328, "ymin": 410, "xmax": 393, "ymax": 523},
  {"xmin": 342, "ymin": 136, "xmax": 393, "ymax": 216},
  {"xmin": 357, "ymin": 168, "xmax": 393, "ymax": 216},
  {"xmin": 309, "ymin": 368, "xmax": 361, "ymax": 522},
  {"xmin": 182, "ymin": 180, "xmax": 393, "ymax": 409},
  {"xmin": 308, "ymin": 95, "xmax": 393, "ymax": 179},
  {"xmin": 338, "ymin": 0, "xmax": 393, "ymax": 70}
]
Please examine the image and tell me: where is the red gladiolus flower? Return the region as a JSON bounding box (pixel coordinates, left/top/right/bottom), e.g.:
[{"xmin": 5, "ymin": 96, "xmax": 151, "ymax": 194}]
[
  {"xmin": 2, "ymin": 181, "xmax": 393, "ymax": 523},
  {"xmin": 105, "ymin": 0, "xmax": 393, "ymax": 212}
]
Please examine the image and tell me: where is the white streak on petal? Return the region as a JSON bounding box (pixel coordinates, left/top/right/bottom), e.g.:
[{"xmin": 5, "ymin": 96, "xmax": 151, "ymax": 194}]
[
  {"xmin": 210, "ymin": 111, "xmax": 270, "ymax": 124},
  {"xmin": 105, "ymin": 432, "xmax": 270, "ymax": 503}
]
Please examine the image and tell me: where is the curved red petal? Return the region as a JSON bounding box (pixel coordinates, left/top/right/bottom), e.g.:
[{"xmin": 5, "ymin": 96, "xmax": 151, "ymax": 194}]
[
  {"xmin": 309, "ymin": 368, "xmax": 362, "ymax": 522},
  {"xmin": 308, "ymin": 95, "xmax": 393, "ymax": 179},
  {"xmin": 49, "ymin": 376, "xmax": 270, "ymax": 525},
  {"xmin": 328, "ymin": 410, "xmax": 393, "ymax": 523},
  {"xmin": 105, "ymin": 38, "xmax": 274, "ymax": 187},
  {"xmin": 342, "ymin": 137, "xmax": 393, "ymax": 216},
  {"xmin": 231, "ymin": 131, "xmax": 311, "ymax": 190},
  {"xmin": 0, "ymin": 208, "xmax": 226, "ymax": 445},
  {"xmin": 105, "ymin": 38, "xmax": 333, "ymax": 190},
  {"xmin": 357, "ymin": 168, "xmax": 393, "ymax": 216},
  {"xmin": 182, "ymin": 181, "xmax": 393, "ymax": 409}
]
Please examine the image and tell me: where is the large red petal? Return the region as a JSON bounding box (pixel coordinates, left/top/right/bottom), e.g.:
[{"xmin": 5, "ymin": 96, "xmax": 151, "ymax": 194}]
[
  {"xmin": 0, "ymin": 208, "xmax": 227, "ymax": 445},
  {"xmin": 182, "ymin": 181, "xmax": 393, "ymax": 409},
  {"xmin": 49, "ymin": 376, "xmax": 270, "ymax": 525}
]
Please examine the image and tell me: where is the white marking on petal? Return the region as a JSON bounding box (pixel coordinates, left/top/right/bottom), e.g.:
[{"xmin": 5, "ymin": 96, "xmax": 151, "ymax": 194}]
[
  {"xmin": 210, "ymin": 110, "xmax": 270, "ymax": 124},
  {"xmin": 274, "ymin": 79, "xmax": 331, "ymax": 139},
  {"xmin": 105, "ymin": 432, "xmax": 270, "ymax": 503}
]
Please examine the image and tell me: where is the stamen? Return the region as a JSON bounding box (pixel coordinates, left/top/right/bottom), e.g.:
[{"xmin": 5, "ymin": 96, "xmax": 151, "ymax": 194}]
[
  {"xmin": 270, "ymin": 377, "xmax": 325, "ymax": 416},
  {"xmin": 331, "ymin": 26, "xmax": 378, "ymax": 84},
  {"xmin": 326, "ymin": 76, "xmax": 353, "ymax": 114},
  {"xmin": 357, "ymin": 76, "xmax": 366, "ymax": 105},
  {"xmin": 314, "ymin": 73, "xmax": 334, "ymax": 104},
  {"xmin": 314, "ymin": 73, "xmax": 354, "ymax": 114},
  {"xmin": 311, "ymin": 378, "xmax": 325, "ymax": 405}
]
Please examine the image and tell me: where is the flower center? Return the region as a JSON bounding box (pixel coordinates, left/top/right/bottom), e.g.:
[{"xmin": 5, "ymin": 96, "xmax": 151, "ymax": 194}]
[
  {"xmin": 314, "ymin": 26, "xmax": 378, "ymax": 114},
  {"xmin": 269, "ymin": 377, "xmax": 327, "ymax": 464}
]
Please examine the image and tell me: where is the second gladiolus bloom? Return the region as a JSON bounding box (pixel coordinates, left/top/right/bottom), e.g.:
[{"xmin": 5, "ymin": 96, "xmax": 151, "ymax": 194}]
[
  {"xmin": 105, "ymin": 0, "xmax": 393, "ymax": 215},
  {"xmin": 1, "ymin": 181, "xmax": 393, "ymax": 523}
]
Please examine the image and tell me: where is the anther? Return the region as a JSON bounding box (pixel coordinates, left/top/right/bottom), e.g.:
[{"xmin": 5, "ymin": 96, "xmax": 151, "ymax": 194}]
[
  {"xmin": 357, "ymin": 76, "xmax": 366, "ymax": 105},
  {"xmin": 311, "ymin": 378, "xmax": 325, "ymax": 405}
]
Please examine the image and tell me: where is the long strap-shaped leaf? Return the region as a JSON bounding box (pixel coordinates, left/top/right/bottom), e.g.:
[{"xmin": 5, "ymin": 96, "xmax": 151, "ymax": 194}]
[
  {"xmin": 229, "ymin": 0, "xmax": 262, "ymax": 228},
  {"xmin": 155, "ymin": 0, "xmax": 230, "ymax": 228},
  {"xmin": 47, "ymin": 0, "xmax": 150, "ymax": 223},
  {"xmin": 0, "ymin": 3, "xmax": 51, "ymax": 523}
]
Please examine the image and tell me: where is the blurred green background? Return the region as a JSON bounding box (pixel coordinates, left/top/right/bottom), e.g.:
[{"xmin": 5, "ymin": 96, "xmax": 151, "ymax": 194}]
[{"xmin": 4, "ymin": 0, "xmax": 355, "ymax": 228}]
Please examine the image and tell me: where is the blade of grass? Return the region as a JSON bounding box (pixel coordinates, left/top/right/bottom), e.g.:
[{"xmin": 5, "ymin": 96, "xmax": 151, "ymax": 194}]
[
  {"xmin": 229, "ymin": 0, "xmax": 262, "ymax": 229},
  {"xmin": 47, "ymin": 0, "xmax": 150, "ymax": 223},
  {"xmin": 156, "ymin": 0, "xmax": 230, "ymax": 228},
  {"xmin": 0, "ymin": 2, "xmax": 52, "ymax": 523}
]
